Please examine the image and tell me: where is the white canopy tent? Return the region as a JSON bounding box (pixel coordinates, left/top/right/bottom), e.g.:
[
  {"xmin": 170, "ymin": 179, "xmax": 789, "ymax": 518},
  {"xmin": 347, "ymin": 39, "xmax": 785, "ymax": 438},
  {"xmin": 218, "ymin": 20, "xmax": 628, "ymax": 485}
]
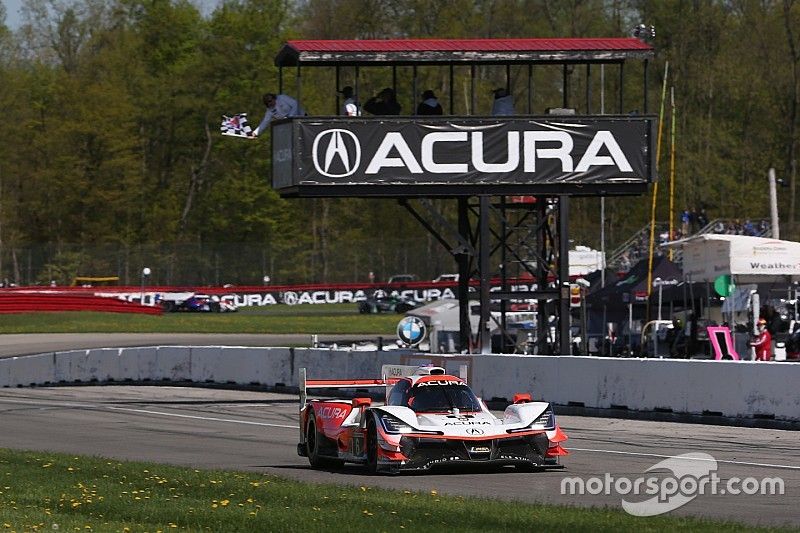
[{"xmin": 665, "ymin": 234, "xmax": 800, "ymax": 284}]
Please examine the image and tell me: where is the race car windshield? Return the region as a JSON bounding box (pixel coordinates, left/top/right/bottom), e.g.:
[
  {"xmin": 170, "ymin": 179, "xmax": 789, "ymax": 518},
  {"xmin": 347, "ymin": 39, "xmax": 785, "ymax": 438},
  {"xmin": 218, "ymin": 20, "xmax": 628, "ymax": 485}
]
[{"xmin": 407, "ymin": 384, "xmax": 481, "ymax": 413}]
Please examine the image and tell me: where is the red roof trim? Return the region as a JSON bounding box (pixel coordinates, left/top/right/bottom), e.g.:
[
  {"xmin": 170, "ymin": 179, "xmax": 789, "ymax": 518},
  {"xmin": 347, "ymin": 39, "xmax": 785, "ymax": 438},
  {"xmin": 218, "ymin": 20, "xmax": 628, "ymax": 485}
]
[{"xmin": 286, "ymin": 37, "xmax": 652, "ymax": 53}]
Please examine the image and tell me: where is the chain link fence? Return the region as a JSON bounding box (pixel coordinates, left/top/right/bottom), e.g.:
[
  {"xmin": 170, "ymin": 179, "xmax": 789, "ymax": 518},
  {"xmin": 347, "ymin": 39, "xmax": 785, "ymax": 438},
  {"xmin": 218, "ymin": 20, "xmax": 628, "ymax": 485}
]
[{"xmin": 0, "ymin": 237, "xmax": 457, "ymax": 287}]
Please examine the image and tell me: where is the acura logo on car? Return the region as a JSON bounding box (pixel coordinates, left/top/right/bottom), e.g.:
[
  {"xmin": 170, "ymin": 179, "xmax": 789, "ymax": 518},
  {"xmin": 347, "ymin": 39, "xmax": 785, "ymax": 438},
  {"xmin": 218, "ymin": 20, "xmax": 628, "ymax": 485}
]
[
  {"xmin": 312, "ymin": 129, "xmax": 361, "ymax": 178},
  {"xmin": 466, "ymin": 428, "xmax": 484, "ymax": 435}
]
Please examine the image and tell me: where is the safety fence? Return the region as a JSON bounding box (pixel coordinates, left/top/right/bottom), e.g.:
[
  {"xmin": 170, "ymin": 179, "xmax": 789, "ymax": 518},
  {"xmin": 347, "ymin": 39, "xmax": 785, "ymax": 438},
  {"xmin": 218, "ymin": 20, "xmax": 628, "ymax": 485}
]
[
  {"xmin": 1, "ymin": 347, "xmax": 797, "ymax": 423},
  {"xmin": 0, "ymin": 294, "xmax": 162, "ymax": 315}
]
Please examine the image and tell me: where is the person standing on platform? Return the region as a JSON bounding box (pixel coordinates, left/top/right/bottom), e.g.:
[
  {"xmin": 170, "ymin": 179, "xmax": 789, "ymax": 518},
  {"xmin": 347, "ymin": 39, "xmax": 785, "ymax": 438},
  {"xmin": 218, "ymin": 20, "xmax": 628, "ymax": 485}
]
[
  {"xmin": 339, "ymin": 86, "xmax": 360, "ymax": 116},
  {"xmin": 417, "ymin": 90, "xmax": 443, "ymax": 115}
]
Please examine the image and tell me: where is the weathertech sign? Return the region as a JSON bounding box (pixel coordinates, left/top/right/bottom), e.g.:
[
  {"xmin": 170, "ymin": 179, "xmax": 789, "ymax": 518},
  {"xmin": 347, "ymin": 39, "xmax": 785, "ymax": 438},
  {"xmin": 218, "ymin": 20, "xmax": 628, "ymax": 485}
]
[{"xmin": 272, "ymin": 116, "xmax": 655, "ymax": 192}]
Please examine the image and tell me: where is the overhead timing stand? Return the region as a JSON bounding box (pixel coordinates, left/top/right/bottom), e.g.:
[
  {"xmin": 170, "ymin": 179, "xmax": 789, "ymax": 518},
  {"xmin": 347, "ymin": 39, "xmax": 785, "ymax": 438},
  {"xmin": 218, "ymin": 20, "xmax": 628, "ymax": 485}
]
[{"xmin": 270, "ymin": 38, "xmax": 657, "ymax": 355}]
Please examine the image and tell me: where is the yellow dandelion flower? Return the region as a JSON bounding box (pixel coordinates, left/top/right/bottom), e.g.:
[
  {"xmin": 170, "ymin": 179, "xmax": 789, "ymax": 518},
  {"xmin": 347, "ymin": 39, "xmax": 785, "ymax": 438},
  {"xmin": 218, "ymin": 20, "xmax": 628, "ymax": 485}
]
[
  {"xmin": 430, "ymin": 490, "xmax": 438, "ymax": 496},
  {"xmin": 211, "ymin": 504, "xmax": 218, "ymax": 509},
  {"xmin": 220, "ymin": 500, "xmax": 230, "ymax": 507}
]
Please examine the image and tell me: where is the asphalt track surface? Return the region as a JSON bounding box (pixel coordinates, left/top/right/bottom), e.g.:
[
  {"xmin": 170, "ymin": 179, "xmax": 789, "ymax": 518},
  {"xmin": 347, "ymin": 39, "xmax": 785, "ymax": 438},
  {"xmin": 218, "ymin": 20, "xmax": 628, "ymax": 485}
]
[
  {"xmin": 0, "ymin": 385, "xmax": 797, "ymax": 528},
  {"xmin": 0, "ymin": 334, "xmax": 797, "ymax": 526}
]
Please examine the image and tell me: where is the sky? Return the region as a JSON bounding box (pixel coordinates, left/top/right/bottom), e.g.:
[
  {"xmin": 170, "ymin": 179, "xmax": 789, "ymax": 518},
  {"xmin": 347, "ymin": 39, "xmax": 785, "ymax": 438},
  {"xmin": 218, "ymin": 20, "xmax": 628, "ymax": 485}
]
[
  {"xmin": 2, "ymin": 0, "xmax": 22, "ymax": 29},
  {"xmin": 2, "ymin": 0, "xmax": 217, "ymax": 30}
]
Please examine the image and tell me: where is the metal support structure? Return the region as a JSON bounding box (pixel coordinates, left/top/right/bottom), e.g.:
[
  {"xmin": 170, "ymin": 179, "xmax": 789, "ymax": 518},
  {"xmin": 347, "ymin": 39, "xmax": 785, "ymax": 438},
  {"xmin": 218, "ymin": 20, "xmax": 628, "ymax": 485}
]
[
  {"xmin": 558, "ymin": 196, "xmax": 571, "ymax": 354},
  {"xmin": 270, "ymin": 41, "xmax": 652, "ymax": 356},
  {"xmin": 586, "ymin": 64, "xmax": 591, "ymax": 113},
  {"xmin": 457, "ymin": 198, "xmax": 472, "ymax": 352},
  {"xmin": 643, "ymin": 59, "xmax": 649, "ymax": 113},
  {"xmin": 527, "ymin": 64, "xmax": 533, "ymax": 114},
  {"xmin": 449, "ymin": 64, "xmax": 455, "ymax": 114},
  {"xmin": 536, "ymin": 200, "xmax": 549, "ymax": 354},
  {"xmin": 335, "ymin": 66, "xmax": 340, "ymax": 114},
  {"xmin": 470, "ymin": 65, "xmax": 476, "ymax": 115},
  {"xmin": 479, "ymin": 196, "xmax": 492, "ymax": 354},
  {"xmin": 412, "ymin": 65, "xmax": 418, "ymax": 111},
  {"xmin": 500, "ymin": 197, "xmax": 508, "ymax": 352},
  {"xmin": 296, "ymin": 65, "xmax": 302, "ymax": 107}
]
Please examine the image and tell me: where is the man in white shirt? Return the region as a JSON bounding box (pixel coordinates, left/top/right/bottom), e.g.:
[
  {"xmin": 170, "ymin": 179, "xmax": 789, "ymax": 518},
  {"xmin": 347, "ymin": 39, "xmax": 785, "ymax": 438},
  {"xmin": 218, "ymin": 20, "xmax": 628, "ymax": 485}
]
[
  {"xmin": 252, "ymin": 93, "xmax": 303, "ymax": 136},
  {"xmin": 339, "ymin": 86, "xmax": 360, "ymax": 116}
]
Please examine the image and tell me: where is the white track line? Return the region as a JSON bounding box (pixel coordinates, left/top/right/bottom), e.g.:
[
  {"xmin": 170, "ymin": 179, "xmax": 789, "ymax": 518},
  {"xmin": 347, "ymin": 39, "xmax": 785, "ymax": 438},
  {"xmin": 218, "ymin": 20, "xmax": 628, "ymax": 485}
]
[
  {"xmin": 0, "ymin": 397, "xmax": 298, "ymax": 430},
  {"xmin": 570, "ymin": 447, "xmax": 800, "ymax": 471},
  {"xmin": 106, "ymin": 406, "xmax": 299, "ymax": 429}
]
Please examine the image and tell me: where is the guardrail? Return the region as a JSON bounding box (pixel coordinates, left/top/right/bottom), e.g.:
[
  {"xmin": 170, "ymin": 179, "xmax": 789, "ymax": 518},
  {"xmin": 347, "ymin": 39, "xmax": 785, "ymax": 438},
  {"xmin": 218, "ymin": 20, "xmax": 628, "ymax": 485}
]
[
  {"xmin": 0, "ymin": 294, "xmax": 162, "ymax": 315},
  {"xmin": 1, "ymin": 347, "xmax": 797, "ymax": 423}
]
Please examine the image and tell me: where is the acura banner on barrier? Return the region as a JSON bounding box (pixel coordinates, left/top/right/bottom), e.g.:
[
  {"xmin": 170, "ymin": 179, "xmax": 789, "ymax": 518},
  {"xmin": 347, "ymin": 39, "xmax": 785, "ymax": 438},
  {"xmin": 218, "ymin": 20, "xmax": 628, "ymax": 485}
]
[{"xmin": 272, "ymin": 116, "xmax": 656, "ymax": 195}]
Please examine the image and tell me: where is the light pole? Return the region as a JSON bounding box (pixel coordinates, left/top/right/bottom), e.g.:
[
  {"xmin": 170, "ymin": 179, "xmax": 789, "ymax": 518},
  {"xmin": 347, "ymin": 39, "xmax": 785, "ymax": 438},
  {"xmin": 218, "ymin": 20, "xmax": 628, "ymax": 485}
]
[
  {"xmin": 141, "ymin": 267, "xmax": 151, "ymax": 305},
  {"xmin": 768, "ymin": 168, "xmax": 780, "ymax": 239}
]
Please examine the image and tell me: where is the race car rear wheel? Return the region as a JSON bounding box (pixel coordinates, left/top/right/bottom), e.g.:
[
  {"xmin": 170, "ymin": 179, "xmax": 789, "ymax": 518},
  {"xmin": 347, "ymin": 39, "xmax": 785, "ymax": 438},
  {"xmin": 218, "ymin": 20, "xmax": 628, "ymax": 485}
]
[
  {"xmin": 306, "ymin": 413, "xmax": 342, "ymax": 469},
  {"xmin": 366, "ymin": 416, "xmax": 378, "ymax": 473}
]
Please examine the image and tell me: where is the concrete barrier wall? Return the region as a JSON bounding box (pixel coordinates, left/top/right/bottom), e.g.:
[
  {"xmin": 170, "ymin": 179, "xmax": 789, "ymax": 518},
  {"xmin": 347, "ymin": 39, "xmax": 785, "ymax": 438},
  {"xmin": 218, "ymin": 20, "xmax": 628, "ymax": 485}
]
[{"xmin": 1, "ymin": 347, "xmax": 798, "ymax": 422}]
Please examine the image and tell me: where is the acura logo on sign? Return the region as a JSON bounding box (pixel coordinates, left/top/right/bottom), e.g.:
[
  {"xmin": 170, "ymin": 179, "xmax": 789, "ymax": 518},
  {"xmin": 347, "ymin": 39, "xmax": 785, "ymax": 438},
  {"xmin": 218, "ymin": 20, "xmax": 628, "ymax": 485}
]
[
  {"xmin": 312, "ymin": 129, "xmax": 361, "ymax": 177},
  {"xmin": 466, "ymin": 428, "xmax": 485, "ymax": 435}
]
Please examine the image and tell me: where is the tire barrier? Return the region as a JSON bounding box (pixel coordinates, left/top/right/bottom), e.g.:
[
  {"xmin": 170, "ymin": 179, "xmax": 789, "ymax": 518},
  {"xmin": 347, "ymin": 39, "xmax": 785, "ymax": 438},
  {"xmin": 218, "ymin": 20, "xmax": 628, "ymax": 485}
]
[
  {"xmin": 0, "ymin": 294, "xmax": 162, "ymax": 315},
  {"xmin": 1, "ymin": 347, "xmax": 798, "ymax": 423}
]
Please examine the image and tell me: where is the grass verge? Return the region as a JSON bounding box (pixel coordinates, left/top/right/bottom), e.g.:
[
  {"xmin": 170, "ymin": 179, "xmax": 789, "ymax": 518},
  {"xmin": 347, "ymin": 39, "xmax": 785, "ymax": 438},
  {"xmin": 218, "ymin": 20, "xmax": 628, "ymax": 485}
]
[
  {"xmin": 0, "ymin": 304, "xmax": 399, "ymax": 334},
  {"xmin": 0, "ymin": 449, "xmax": 783, "ymax": 532}
]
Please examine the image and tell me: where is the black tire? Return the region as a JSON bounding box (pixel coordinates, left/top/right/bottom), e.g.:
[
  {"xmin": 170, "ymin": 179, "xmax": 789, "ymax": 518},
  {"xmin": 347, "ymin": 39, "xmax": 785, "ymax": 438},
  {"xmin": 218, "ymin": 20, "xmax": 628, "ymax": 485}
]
[
  {"xmin": 210, "ymin": 301, "xmax": 221, "ymax": 313},
  {"xmin": 366, "ymin": 416, "xmax": 379, "ymax": 473},
  {"xmin": 306, "ymin": 413, "xmax": 343, "ymax": 469}
]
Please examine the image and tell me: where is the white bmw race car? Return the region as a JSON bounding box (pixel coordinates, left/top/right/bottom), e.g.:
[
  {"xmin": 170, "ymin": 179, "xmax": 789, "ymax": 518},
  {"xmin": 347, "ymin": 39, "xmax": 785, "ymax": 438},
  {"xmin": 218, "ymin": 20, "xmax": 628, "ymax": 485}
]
[{"xmin": 297, "ymin": 364, "xmax": 568, "ymax": 473}]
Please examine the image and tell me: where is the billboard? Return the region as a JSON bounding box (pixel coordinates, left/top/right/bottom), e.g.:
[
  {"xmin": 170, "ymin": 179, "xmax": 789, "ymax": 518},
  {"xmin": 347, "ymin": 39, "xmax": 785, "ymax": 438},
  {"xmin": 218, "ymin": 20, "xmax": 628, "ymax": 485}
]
[{"xmin": 271, "ymin": 116, "xmax": 656, "ymax": 197}]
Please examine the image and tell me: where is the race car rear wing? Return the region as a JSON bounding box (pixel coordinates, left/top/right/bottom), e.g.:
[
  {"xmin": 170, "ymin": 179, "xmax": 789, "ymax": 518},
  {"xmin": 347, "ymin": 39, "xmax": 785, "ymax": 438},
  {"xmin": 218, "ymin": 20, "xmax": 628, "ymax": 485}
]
[
  {"xmin": 299, "ymin": 364, "xmax": 469, "ymax": 407},
  {"xmin": 299, "ymin": 368, "xmax": 395, "ymax": 409}
]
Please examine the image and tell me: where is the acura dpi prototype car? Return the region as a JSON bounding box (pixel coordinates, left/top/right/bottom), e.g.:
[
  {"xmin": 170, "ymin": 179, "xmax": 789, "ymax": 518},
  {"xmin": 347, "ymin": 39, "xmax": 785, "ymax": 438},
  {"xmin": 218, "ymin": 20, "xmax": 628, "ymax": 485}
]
[{"xmin": 297, "ymin": 365, "xmax": 568, "ymax": 473}]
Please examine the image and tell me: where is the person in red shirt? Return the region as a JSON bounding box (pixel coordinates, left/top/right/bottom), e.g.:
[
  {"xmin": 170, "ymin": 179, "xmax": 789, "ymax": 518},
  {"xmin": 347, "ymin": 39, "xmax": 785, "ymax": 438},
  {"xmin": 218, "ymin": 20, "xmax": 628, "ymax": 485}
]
[{"xmin": 750, "ymin": 318, "xmax": 772, "ymax": 361}]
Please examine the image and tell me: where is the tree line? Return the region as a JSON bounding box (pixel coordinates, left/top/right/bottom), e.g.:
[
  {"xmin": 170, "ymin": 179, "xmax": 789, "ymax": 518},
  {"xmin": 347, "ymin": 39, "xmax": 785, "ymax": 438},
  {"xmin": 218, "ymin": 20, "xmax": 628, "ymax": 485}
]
[{"xmin": 0, "ymin": 0, "xmax": 798, "ymax": 286}]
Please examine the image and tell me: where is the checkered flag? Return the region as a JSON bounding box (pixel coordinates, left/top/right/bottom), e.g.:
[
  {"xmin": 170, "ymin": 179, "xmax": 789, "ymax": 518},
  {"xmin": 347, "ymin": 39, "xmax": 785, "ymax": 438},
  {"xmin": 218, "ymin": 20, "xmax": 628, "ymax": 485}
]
[{"xmin": 220, "ymin": 113, "xmax": 253, "ymax": 138}]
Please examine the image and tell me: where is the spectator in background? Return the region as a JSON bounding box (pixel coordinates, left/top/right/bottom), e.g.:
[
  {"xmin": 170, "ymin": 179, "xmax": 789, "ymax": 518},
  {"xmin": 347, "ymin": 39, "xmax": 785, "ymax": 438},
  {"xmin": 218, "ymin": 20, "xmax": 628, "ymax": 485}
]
[
  {"xmin": 681, "ymin": 209, "xmax": 691, "ymax": 236},
  {"xmin": 750, "ymin": 318, "xmax": 772, "ymax": 361},
  {"xmin": 696, "ymin": 207, "xmax": 709, "ymax": 229},
  {"xmin": 339, "ymin": 86, "xmax": 360, "ymax": 116},
  {"xmin": 363, "ymin": 87, "xmax": 401, "ymax": 115},
  {"xmin": 253, "ymin": 92, "xmax": 304, "ymax": 137},
  {"xmin": 491, "ymin": 88, "xmax": 515, "ymax": 115},
  {"xmin": 417, "ymin": 90, "xmax": 443, "ymax": 115}
]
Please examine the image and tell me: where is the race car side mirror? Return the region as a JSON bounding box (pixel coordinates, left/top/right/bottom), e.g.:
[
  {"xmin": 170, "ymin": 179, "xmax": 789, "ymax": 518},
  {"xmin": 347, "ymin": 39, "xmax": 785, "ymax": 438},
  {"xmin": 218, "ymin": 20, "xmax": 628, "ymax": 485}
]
[
  {"xmin": 513, "ymin": 393, "xmax": 532, "ymax": 404},
  {"xmin": 353, "ymin": 397, "xmax": 372, "ymax": 408}
]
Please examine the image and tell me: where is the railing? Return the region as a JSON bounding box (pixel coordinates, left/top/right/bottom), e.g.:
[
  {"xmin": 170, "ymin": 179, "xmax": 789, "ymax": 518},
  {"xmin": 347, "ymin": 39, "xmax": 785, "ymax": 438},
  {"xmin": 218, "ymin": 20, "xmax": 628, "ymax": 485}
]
[
  {"xmin": 0, "ymin": 294, "xmax": 162, "ymax": 315},
  {"xmin": 609, "ymin": 218, "xmax": 772, "ymax": 270}
]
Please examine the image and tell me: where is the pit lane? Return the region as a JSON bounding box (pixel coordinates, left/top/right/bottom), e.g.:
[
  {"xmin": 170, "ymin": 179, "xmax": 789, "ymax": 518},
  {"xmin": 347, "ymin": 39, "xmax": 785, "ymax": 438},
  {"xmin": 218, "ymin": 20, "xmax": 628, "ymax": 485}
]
[{"xmin": 0, "ymin": 385, "xmax": 796, "ymax": 527}]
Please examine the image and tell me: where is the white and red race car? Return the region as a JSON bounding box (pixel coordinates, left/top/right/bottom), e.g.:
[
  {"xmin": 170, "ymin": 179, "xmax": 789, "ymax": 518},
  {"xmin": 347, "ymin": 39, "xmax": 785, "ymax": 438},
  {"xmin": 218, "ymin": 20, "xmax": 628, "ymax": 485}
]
[{"xmin": 297, "ymin": 364, "xmax": 568, "ymax": 473}]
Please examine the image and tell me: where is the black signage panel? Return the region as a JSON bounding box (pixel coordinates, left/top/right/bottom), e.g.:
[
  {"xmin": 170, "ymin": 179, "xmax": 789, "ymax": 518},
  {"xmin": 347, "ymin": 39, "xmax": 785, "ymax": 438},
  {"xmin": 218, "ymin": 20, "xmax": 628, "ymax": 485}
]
[{"xmin": 271, "ymin": 116, "xmax": 656, "ymax": 196}]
